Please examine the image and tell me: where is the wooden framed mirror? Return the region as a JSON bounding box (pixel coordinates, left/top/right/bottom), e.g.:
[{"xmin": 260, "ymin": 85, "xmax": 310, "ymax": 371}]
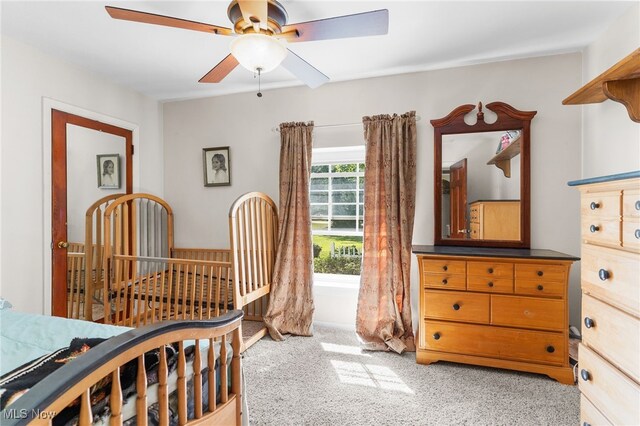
[{"xmin": 432, "ymin": 102, "xmax": 536, "ymax": 248}]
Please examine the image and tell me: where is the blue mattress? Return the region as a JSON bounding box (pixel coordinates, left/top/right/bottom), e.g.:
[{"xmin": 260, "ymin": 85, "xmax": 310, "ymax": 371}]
[{"xmin": 0, "ymin": 309, "xmax": 130, "ymax": 375}]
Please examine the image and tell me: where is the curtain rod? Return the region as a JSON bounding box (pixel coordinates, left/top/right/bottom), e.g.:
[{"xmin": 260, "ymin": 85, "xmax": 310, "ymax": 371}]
[{"xmin": 271, "ymin": 115, "xmax": 421, "ymax": 132}]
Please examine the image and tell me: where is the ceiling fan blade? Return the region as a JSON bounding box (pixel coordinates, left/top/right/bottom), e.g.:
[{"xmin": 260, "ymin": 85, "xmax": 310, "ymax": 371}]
[
  {"xmin": 105, "ymin": 6, "xmax": 233, "ymax": 36},
  {"xmin": 281, "ymin": 49, "xmax": 329, "ymax": 89},
  {"xmin": 199, "ymin": 54, "xmax": 240, "ymax": 83},
  {"xmin": 237, "ymin": 0, "xmax": 269, "ymax": 30},
  {"xmin": 282, "ymin": 9, "xmax": 388, "ymax": 43}
]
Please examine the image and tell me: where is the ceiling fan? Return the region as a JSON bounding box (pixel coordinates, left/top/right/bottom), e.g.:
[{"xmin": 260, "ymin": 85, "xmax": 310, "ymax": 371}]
[{"xmin": 105, "ymin": 1, "xmax": 389, "ymax": 90}]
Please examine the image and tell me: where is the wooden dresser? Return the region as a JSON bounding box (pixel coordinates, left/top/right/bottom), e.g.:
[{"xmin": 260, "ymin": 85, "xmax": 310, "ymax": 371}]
[
  {"xmin": 469, "ymin": 200, "xmax": 521, "ymax": 240},
  {"xmin": 413, "ymin": 245, "xmax": 578, "ymax": 384},
  {"xmin": 568, "ymin": 172, "xmax": 640, "ymax": 425}
]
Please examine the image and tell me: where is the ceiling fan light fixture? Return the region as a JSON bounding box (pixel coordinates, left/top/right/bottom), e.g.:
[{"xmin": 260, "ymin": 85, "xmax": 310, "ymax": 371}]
[{"xmin": 230, "ymin": 33, "xmax": 287, "ymax": 73}]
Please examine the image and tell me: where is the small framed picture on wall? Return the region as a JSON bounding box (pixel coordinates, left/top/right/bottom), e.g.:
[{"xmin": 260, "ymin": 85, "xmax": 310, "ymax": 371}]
[
  {"xmin": 203, "ymin": 146, "xmax": 231, "ymax": 187},
  {"xmin": 97, "ymin": 154, "xmax": 120, "ymax": 189}
]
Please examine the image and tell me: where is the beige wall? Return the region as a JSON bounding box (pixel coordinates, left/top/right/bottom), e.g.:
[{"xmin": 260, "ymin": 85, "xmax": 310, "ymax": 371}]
[
  {"xmin": 0, "ymin": 36, "xmax": 163, "ymax": 314},
  {"xmin": 582, "ymin": 3, "xmax": 640, "ymax": 177},
  {"xmin": 164, "ymin": 53, "xmax": 584, "ymax": 328}
]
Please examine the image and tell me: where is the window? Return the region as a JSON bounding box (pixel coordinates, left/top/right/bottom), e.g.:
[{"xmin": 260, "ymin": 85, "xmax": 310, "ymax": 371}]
[{"xmin": 311, "ymin": 147, "xmax": 365, "ymax": 276}]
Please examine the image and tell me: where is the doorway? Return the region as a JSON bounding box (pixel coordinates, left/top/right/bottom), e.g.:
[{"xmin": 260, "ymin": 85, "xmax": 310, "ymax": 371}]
[
  {"xmin": 51, "ymin": 109, "xmax": 133, "ymax": 318},
  {"xmin": 449, "ymin": 158, "xmax": 468, "ymax": 239}
]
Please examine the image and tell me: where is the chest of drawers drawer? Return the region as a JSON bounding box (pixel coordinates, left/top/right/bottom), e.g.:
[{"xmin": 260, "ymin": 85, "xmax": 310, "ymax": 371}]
[
  {"xmin": 581, "ymin": 191, "xmax": 621, "ymax": 218},
  {"xmin": 422, "ymin": 320, "xmax": 566, "ymax": 366},
  {"xmin": 578, "ymin": 344, "xmax": 640, "ymax": 426},
  {"xmin": 515, "ymin": 263, "xmax": 567, "ymax": 281},
  {"xmin": 467, "ymin": 261, "xmax": 513, "ymax": 278},
  {"xmin": 581, "ymin": 244, "xmax": 640, "ymax": 317},
  {"xmin": 580, "ymin": 394, "xmax": 612, "ymax": 426},
  {"xmin": 422, "ymin": 272, "xmax": 466, "ymax": 290},
  {"xmin": 623, "ymin": 188, "xmax": 640, "ymax": 218},
  {"xmin": 421, "ymin": 258, "xmax": 466, "ymax": 274},
  {"xmin": 514, "ymin": 279, "xmax": 564, "ymax": 298},
  {"xmin": 467, "ymin": 276, "xmax": 513, "ymax": 293},
  {"xmin": 582, "ymin": 294, "xmax": 640, "ymax": 382},
  {"xmin": 622, "ymin": 217, "xmax": 640, "ymax": 251},
  {"xmin": 491, "ymin": 295, "xmax": 565, "ymax": 331},
  {"xmin": 581, "ymin": 217, "xmax": 621, "ymax": 247},
  {"xmin": 423, "ymin": 290, "xmax": 489, "ymax": 323}
]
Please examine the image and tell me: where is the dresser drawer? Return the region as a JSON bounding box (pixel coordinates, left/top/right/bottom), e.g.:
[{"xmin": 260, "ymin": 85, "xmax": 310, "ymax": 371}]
[
  {"xmin": 515, "ymin": 263, "xmax": 567, "ymax": 282},
  {"xmin": 578, "ymin": 344, "xmax": 640, "ymax": 426},
  {"xmin": 581, "ymin": 245, "xmax": 640, "ymax": 317},
  {"xmin": 491, "ymin": 295, "xmax": 565, "ymax": 331},
  {"xmin": 422, "ymin": 273, "xmax": 466, "ymax": 290},
  {"xmin": 580, "ymin": 394, "xmax": 612, "ymax": 426},
  {"xmin": 581, "ymin": 191, "xmax": 621, "ymax": 218},
  {"xmin": 423, "ymin": 320, "xmax": 566, "ymax": 366},
  {"xmin": 422, "ymin": 258, "xmax": 466, "ymax": 275},
  {"xmin": 467, "ymin": 261, "xmax": 513, "ymax": 278},
  {"xmin": 467, "ymin": 276, "xmax": 513, "ymax": 293},
  {"xmin": 622, "ymin": 217, "xmax": 640, "ymax": 252},
  {"xmin": 623, "ymin": 188, "xmax": 640, "ymax": 218},
  {"xmin": 581, "ymin": 217, "xmax": 621, "ymax": 247},
  {"xmin": 423, "ymin": 290, "xmax": 489, "ymax": 323},
  {"xmin": 515, "ymin": 279, "xmax": 564, "ymax": 298},
  {"xmin": 582, "ymin": 294, "xmax": 640, "ymax": 382},
  {"xmin": 470, "ymin": 223, "xmax": 480, "ymax": 239}
]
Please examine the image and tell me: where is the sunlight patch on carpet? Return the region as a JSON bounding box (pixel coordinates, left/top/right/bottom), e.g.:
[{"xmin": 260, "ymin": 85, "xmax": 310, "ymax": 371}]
[
  {"xmin": 321, "ymin": 342, "xmax": 372, "ymax": 357},
  {"xmin": 330, "ymin": 360, "xmax": 414, "ymax": 394}
]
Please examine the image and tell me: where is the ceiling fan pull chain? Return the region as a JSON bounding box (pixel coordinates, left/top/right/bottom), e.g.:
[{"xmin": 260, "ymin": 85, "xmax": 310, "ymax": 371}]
[{"xmin": 256, "ymin": 67, "xmax": 263, "ymax": 98}]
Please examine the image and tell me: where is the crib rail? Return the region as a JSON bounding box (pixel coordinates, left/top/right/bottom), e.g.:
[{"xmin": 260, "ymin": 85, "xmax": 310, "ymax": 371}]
[
  {"xmin": 105, "ymin": 255, "xmax": 233, "ymax": 327},
  {"xmin": 2, "ymin": 311, "xmax": 243, "ymax": 426}
]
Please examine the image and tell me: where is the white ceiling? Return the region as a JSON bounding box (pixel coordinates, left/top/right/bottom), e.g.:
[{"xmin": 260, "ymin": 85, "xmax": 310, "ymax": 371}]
[{"xmin": 1, "ymin": 1, "xmax": 635, "ymax": 101}]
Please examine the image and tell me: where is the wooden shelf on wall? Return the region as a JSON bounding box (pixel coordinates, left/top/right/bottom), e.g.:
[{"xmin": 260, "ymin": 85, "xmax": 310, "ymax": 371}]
[
  {"xmin": 487, "ymin": 138, "xmax": 521, "ymax": 177},
  {"xmin": 563, "ymin": 48, "xmax": 640, "ymax": 123}
]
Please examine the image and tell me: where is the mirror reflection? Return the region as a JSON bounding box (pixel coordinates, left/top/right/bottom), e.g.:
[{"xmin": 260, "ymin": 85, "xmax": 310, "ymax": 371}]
[{"xmin": 441, "ymin": 130, "xmax": 521, "ymax": 242}]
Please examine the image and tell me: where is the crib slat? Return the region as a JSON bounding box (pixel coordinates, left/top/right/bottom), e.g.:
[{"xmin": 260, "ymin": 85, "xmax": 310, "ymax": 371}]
[
  {"xmin": 193, "ymin": 338, "xmax": 203, "ymax": 419},
  {"xmin": 177, "ymin": 341, "xmax": 187, "ymax": 425},
  {"xmin": 136, "ymin": 354, "xmax": 148, "ymax": 425},
  {"xmin": 109, "ymin": 368, "xmax": 123, "ymax": 425},
  {"xmin": 78, "ymin": 388, "xmax": 92, "ymax": 426},
  {"xmin": 208, "ymin": 337, "xmax": 217, "ymax": 411},
  {"xmin": 220, "ymin": 335, "xmax": 228, "ymax": 403},
  {"xmin": 158, "ymin": 346, "xmax": 169, "ymax": 426}
]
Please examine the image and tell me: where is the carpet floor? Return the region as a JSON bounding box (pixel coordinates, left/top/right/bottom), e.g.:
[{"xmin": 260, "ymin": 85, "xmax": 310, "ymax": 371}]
[{"xmin": 243, "ymin": 325, "xmax": 579, "ymax": 426}]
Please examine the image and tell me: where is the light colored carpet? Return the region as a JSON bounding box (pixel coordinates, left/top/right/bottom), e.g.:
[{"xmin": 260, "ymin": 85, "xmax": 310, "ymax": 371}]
[{"xmin": 243, "ymin": 325, "xmax": 579, "ymax": 426}]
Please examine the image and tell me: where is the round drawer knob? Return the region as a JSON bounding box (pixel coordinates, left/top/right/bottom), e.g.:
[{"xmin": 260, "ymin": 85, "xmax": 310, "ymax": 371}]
[
  {"xmin": 442, "ymin": 265, "xmax": 448, "ymax": 271},
  {"xmin": 546, "ymin": 345, "xmax": 555, "ymax": 353},
  {"xmin": 537, "ymin": 284, "xmax": 544, "ymax": 291},
  {"xmin": 584, "ymin": 317, "xmax": 595, "ymax": 329},
  {"xmin": 537, "ymin": 270, "xmax": 544, "ymax": 277},
  {"xmin": 487, "ymin": 268, "xmax": 494, "ymax": 274},
  {"xmin": 636, "ymin": 200, "xmax": 640, "ymax": 211},
  {"xmin": 589, "ymin": 202, "xmax": 600, "ymax": 210},
  {"xmin": 580, "ymin": 369, "xmax": 591, "ymax": 382},
  {"xmin": 442, "ymin": 279, "xmax": 448, "ymax": 285},
  {"xmin": 487, "ymin": 282, "xmax": 494, "ymax": 288},
  {"xmin": 598, "ymin": 268, "xmax": 610, "ymax": 281},
  {"xmin": 433, "ymin": 332, "xmax": 441, "ymax": 340},
  {"xmin": 635, "ymin": 229, "xmax": 640, "ymax": 240},
  {"xmin": 583, "ymin": 422, "xmax": 592, "ymax": 426},
  {"xmin": 452, "ymin": 303, "xmax": 460, "ymax": 311},
  {"xmin": 590, "ymin": 224, "xmax": 600, "ymax": 233}
]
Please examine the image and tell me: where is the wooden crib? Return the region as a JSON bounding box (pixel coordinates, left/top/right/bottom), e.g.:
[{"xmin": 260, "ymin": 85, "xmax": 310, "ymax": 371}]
[
  {"xmin": 66, "ymin": 193, "xmax": 124, "ymax": 321},
  {"xmin": 99, "ymin": 192, "xmax": 277, "ymax": 351}
]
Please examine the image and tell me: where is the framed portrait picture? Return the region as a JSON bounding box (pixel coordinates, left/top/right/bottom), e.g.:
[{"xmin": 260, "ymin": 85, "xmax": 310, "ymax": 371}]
[
  {"xmin": 203, "ymin": 146, "xmax": 231, "ymax": 187},
  {"xmin": 97, "ymin": 154, "xmax": 120, "ymax": 189}
]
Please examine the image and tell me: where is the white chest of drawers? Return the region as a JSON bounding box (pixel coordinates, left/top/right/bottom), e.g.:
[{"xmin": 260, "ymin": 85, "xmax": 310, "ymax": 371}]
[{"xmin": 569, "ymin": 173, "xmax": 640, "ymax": 426}]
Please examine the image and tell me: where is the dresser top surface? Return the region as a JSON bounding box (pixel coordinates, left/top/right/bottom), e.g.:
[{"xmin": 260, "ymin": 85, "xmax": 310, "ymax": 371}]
[
  {"xmin": 412, "ymin": 245, "xmax": 580, "ymax": 261},
  {"xmin": 567, "ymin": 170, "xmax": 640, "ymax": 187}
]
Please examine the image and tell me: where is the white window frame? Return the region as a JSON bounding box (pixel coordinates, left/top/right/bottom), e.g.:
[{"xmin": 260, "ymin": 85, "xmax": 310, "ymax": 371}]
[{"xmin": 311, "ymin": 146, "xmax": 365, "ymax": 283}]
